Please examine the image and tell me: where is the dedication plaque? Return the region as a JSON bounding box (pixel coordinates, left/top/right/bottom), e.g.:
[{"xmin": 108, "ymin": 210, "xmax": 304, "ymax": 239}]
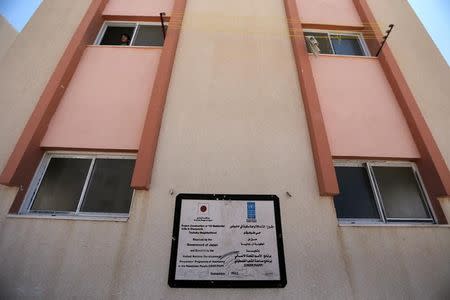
[{"xmin": 168, "ymin": 194, "xmax": 286, "ymax": 288}]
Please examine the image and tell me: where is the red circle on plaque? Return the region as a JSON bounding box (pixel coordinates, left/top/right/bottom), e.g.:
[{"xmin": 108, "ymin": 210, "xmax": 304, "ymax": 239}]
[{"xmin": 200, "ymin": 205, "xmax": 207, "ymax": 212}]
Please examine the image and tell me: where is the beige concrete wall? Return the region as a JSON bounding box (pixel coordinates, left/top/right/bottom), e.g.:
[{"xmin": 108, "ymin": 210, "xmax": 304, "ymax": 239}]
[
  {"xmin": 0, "ymin": 0, "xmax": 92, "ymax": 172},
  {"xmin": 0, "ymin": 1, "xmax": 352, "ymax": 297},
  {"xmin": 0, "ymin": 0, "xmax": 90, "ymax": 296},
  {"xmin": 0, "ymin": 0, "xmax": 449, "ymax": 299},
  {"xmin": 0, "ymin": 16, "xmax": 17, "ymax": 61}
]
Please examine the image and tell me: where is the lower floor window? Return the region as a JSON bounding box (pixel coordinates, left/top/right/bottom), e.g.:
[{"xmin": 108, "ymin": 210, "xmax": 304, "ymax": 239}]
[
  {"xmin": 333, "ymin": 161, "xmax": 435, "ymax": 224},
  {"xmin": 22, "ymin": 153, "xmax": 135, "ymax": 217}
]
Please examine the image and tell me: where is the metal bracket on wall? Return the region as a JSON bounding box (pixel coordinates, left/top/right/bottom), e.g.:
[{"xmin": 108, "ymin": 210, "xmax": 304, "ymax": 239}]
[
  {"xmin": 376, "ymin": 24, "xmax": 394, "ymax": 57},
  {"xmin": 160, "ymin": 12, "xmax": 167, "ymax": 39}
]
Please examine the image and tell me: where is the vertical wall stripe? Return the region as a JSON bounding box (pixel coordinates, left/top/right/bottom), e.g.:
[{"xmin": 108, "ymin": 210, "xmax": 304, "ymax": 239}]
[
  {"xmin": 0, "ymin": 0, "xmax": 109, "ymax": 214},
  {"xmin": 130, "ymin": 0, "xmax": 186, "ymax": 189},
  {"xmin": 283, "ymin": 0, "xmax": 340, "ymax": 196},
  {"xmin": 353, "ymin": 0, "xmax": 449, "ymax": 223}
]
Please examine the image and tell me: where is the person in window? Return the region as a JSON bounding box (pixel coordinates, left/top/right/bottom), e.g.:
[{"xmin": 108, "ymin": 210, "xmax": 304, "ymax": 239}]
[{"xmin": 120, "ymin": 33, "xmax": 131, "ymax": 46}]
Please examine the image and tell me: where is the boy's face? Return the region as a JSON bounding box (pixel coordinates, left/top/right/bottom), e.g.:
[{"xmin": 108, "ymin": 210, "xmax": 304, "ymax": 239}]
[{"xmin": 121, "ymin": 35, "xmax": 129, "ymax": 43}]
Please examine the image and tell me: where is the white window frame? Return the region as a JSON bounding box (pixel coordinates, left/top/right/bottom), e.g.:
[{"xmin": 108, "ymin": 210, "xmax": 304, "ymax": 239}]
[
  {"xmin": 19, "ymin": 151, "xmax": 136, "ymax": 219},
  {"xmin": 95, "ymin": 21, "xmax": 165, "ymax": 47},
  {"xmin": 334, "ymin": 160, "xmax": 436, "ymax": 224},
  {"xmin": 304, "ymin": 29, "xmax": 370, "ymax": 57}
]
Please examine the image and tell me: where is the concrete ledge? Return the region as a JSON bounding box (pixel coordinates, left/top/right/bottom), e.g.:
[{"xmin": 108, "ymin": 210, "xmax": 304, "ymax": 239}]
[
  {"xmin": 339, "ymin": 223, "xmax": 450, "ymax": 228},
  {"xmin": 7, "ymin": 213, "xmax": 129, "ymax": 222}
]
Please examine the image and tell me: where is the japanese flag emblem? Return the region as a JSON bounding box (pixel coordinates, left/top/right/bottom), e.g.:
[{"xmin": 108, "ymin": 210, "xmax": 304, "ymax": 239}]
[{"xmin": 198, "ymin": 203, "xmax": 208, "ymax": 214}]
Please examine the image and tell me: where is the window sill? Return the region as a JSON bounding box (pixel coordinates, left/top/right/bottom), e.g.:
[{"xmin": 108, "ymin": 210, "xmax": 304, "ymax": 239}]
[
  {"xmin": 338, "ymin": 223, "xmax": 450, "ymax": 228},
  {"xmin": 87, "ymin": 45, "xmax": 163, "ymax": 50},
  {"xmin": 7, "ymin": 213, "xmax": 129, "ymax": 222},
  {"xmin": 308, "ymin": 53, "xmax": 377, "ymax": 59}
]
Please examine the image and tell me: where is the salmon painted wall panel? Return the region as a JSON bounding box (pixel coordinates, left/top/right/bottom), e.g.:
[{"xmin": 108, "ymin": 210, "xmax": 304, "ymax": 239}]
[
  {"xmin": 41, "ymin": 46, "xmax": 161, "ymax": 150},
  {"xmin": 310, "ymin": 55, "xmax": 419, "ymax": 159},
  {"xmin": 296, "ymin": 0, "xmax": 362, "ymax": 26},
  {"xmin": 103, "ymin": 0, "xmax": 174, "ymax": 17}
]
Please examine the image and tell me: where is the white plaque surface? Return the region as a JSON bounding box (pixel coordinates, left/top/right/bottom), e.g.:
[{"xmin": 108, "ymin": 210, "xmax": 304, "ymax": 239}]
[{"xmin": 169, "ymin": 194, "xmax": 286, "ymax": 287}]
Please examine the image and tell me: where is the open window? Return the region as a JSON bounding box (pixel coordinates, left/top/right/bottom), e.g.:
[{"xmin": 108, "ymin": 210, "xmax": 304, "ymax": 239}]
[
  {"xmin": 96, "ymin": 22, "xmax": 166, "ymax": 47},
  {"xmin": 20, "ymin": 153, "xmax": 136, "ymax": 218},
  {"xmin": 333, "ymin": 161, "xmax": 435, "ymax": 224},
  {"xmin": 304, "ymin": 30, "xmax": 369, "ymax": 56}
]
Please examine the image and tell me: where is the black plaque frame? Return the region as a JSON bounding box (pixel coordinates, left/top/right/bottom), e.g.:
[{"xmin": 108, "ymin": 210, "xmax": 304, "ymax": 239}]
[{"xmin": 168, "ymin": 193, "xmax": 287, "ymax": 288}]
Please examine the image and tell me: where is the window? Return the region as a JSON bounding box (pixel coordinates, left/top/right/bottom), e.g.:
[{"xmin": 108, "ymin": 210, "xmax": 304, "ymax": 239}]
[
  {"xmin": 304, "ymin": 31, "xmax": 369, "ymax": 56},
  {"xmin": 333, "ymin": 161, "xmax": 435, "ymax": 224},
  {"xmin": 96, "ymin": 22, "xmax": 166, "ymax": 47},
  {"xmin": 21, "ymin": 153, "xmax": 135, "ymax": 218}
]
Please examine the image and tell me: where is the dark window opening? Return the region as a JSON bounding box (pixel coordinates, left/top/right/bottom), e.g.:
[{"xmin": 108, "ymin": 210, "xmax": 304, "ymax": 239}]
[
  {"xmin": 304, "ymin": 31, "xmax": 367, "ymax": 56},
  {"xmin": 80, "ymin": 159, "xmax": 134, "ymax": 214},
  {"xmin": 330, "ymin": 34, "xmax": 364, "ymax": 56},
  {"xmin": 305, "ymin": 32, "xmax": 333, "ymax": 54},
  {"xmin": 26, "ymin": 155, "xmax": 135, "ymax": 216},
  {"xmin": 372, "ymin": 166, "xmax": 431, "ymax": 220},
  {"xmin": 31, "ymin": 158, "xmax": 91, "ymax": 212},
  {"xmin": 133, "ymin": 25, "xmax": 167, "ymax": 47},
  {"xmin": 334, "ymin": 166, "xmax": 380, "ymax": 219},
  {"xmin": 98, "ymin": 23, "xmax": 166, "ymax": 47},
  {"xmin": 333, "ymin": 163, "xmax": 434, "ymax": 223},
  {"xmin": 100, "ymin": 26, "xmax": 136, "ymax": 46}
]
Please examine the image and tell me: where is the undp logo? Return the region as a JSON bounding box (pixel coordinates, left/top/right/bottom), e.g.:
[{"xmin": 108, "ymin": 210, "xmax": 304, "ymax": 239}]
[{"xmin": 246, "ymin": 201, "xmax": 256, "ymax": 222}]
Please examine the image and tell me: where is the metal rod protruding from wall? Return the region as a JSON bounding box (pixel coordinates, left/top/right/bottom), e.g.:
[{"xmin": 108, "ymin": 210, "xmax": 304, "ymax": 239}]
[
  {"xmin": 376, "ymin": 24, "xmax": 394, "ymax": 57},
  {"xmin": 160, "ymin": 12, "xmax": 166, "ymax": 39}
]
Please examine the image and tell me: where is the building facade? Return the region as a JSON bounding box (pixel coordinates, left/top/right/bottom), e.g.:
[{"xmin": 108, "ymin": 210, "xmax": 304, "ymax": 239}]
[
  {"xmin": 0, "ymin": 0, "xmax": 449, "ymax": 298},
  {"xmin": 0, "ymin": 16, "xmax": 17, "ymax": 61}
]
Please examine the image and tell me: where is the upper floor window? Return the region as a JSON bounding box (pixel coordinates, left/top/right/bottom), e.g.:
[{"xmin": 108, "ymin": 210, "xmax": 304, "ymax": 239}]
[
  {"xmin": 95, "ymin": 21, "xmax": 166, "ymax": 47},
  {"xmin": 333, "ymin": 161, "xmax": 435, "ymax": 224},
  {"xmin": 20, "ymin": 153, "xmax": 135, "ymax": 218},
  {"xmin": 304, "ymin": 31, "xmax": 369, "ymax": 56}
]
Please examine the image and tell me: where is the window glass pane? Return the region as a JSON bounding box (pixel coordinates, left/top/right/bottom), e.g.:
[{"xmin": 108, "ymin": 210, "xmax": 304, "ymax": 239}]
[
  {"xmin": 304, "ymin": 32, "xmax": 333, "ymax": 54},
  {"xmin": 132, "ymin": 25, "xmax": 165, "ymax": 46},
  {"xmin": 31, "ymin": 158, "xmax": 91, "ymax": 212},
  {"xmin": 373, "ymin": 166, "xmax": 431, "ymax": 220},
  {"xmin": 100, "ymin": 26, "xmax": 135, "ymax": 45},
  {"xmin": 333, "ymin": 166, "xmax": 380, "ymax": 219},
  {"xmin": 330, "ymin": 34, "xmax": 364, "ymax": 56},
  {"xmin": 80, "ymin": 159, "xmax": 135, "ymax": 214}
]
